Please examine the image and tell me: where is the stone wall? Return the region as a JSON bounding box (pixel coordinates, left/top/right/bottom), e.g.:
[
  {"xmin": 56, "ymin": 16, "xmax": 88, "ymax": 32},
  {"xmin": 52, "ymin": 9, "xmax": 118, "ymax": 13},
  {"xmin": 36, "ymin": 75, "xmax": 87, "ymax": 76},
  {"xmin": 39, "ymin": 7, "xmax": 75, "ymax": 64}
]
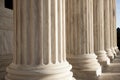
[{"xmin": 0, "ymin": 0, "xmax": 13, "ymax": 79}]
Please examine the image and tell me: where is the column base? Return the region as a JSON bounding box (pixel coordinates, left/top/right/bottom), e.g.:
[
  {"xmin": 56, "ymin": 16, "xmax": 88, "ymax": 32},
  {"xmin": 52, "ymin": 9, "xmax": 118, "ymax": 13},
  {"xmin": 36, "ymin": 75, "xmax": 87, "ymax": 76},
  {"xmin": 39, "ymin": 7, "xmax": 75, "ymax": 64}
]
[
  {"xmin": 67, "ymin": 54, "xmax": 101, "ymax": 80},
  {"xmin": 5, "ymin": 62, "xmax": 74, "ymax": 80},
  {"xmin": 73, "ymin": 69, "xmax": 101, "ymax": 80},
  {"xmin": 95, "ymin": 50, "xmax": 110, "ymax": 66},
  {"xmin": 114, "ymin": 47, "xmax": 120, "ymax": 55},
  {"xmin": 106, "ymin": 49, "xmax": 114, "ymax": 61},
  {"xmin": 111, "ymin": 48, "xmax": 117, "ymax": 57},
  {"xmin": 111, "ymin": 47, "xmax": 117, "ymax": 57}
]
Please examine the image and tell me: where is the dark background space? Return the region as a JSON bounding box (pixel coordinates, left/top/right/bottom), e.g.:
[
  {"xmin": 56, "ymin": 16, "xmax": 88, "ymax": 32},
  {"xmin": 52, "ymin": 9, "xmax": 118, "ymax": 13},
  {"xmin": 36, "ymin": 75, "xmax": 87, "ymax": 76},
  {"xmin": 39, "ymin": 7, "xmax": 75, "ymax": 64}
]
[
  {"xmin": 5, "ymin": 0, "xmax": 13, "ymax": 9},
  {"xmin": 117, "ymin": 28, "xmax": 120, "ymax": 50}
]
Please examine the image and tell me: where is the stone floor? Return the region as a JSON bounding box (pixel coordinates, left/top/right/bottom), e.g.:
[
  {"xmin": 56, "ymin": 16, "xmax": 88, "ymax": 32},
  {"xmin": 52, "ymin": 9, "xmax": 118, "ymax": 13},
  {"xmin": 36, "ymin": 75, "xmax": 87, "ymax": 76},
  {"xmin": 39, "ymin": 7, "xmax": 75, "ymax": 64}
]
[
  {"xmin": 98, "ymin": 54, "xmax": 120, "ymax": 80},
  {"xmin": 1, "ymin": 54, "xmax": 120, "ymax": 80}
]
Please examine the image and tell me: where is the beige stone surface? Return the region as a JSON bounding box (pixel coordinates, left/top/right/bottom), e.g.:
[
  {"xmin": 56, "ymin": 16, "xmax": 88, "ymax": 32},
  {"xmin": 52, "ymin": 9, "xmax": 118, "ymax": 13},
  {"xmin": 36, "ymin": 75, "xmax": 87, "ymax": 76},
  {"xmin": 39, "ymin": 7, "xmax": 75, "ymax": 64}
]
[
  {"xmin": 0, "ymin": 30, "xmax": 13, "ymax": 55},
  {"xmin": 0, "ymin": 55, "xmax": 12, "ymax": 80},
  {"xmin": 109, "ymin": 0, "xmax": 117, "ymax": 56},
  {"xmin": 93, "ymin": 0, "xmax": 110, "ymax": 66},
  {"xmin": 104, "ymin": 0, "xmax": 114, "ymax": 60},
  {"xmin": 0, "ymin": 0, "xmax": 4, "ymax": 8},
  {"xmin": 6, "ymin": 0, "xmax": 74, "ymax": 80},
  {"xmin": 0, "ymin": 0, "xmax": 119, "ymax": 80},
  {"xmin": 66, "ymin": 0, "xmax": 101, "ymax": 80},
  {"xmin": 112, "ymin": 0, "xmax": 120, "ymax": 54},
  {"xmin": 98, "ymin": 54, "xmax": 120, "ymax": 80},
  {"xmin": 0, "ymin": 0, "xmax": 13, "ymax": 55},
  {"xmin": 0, "ymin": 4, "xmax": 13, "ymax": 30},
  {"xmin": 0, "ymin": 0, "xmax": 13, "ymax": 79}
]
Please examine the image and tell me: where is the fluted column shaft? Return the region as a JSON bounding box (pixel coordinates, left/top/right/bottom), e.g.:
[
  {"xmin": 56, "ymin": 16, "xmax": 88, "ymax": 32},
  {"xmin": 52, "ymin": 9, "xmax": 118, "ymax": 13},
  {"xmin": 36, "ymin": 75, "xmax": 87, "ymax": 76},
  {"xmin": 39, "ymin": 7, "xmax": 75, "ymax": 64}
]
[
  {"xmin": 104, "ymin": 0, "xmax": 114, "ymax": 60},
  {"xmin": 93, "ymin": 0, "xmax": 110, "ymax": 66},
  {"xmin": 112, "ymin": 0, "xmax": 119, "ymax": 54},
  {"xmin": 109, "ymin": 0, "xmax": 117, "ymax": 56},
  {"xmin": 5, "ymin": 0, "xmax": 74, "ymax": 80},
  {"xmin": 66, "ymin": 0, "xmax": 101, "ymax": 79}
]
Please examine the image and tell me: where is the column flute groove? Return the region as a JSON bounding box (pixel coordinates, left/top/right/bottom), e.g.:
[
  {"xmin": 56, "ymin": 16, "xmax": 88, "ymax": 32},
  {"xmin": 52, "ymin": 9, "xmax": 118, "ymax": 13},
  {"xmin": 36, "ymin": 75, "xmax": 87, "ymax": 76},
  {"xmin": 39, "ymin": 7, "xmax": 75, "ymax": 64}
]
[
  {"xmin": 48, "ymin": 0, "xmax": 52, "ymax": 64},
  {"xmin": 5, "ymin": 0, "xmax": 75, "ymax": 80},
  {"xmin": 93, "ymin": 0, "xmax": 110, "ymax": 66},
  {"xmin": 112, "ymin": 0, "xmax": 120, "ymax": 54},
  {"xmin": 39, "ymin": 0, "xmax": 44, "ymax": 65},
  {"xmin": 109, "ymin": 0, "xmax": 117, "ymax": 57},
  {"xmin": 104, "ymin": 0, "xmax": 114, "ymax": 61},
  {"xmin": 66, "ymin": 0, "xmax": 101, "ymax": 79}
]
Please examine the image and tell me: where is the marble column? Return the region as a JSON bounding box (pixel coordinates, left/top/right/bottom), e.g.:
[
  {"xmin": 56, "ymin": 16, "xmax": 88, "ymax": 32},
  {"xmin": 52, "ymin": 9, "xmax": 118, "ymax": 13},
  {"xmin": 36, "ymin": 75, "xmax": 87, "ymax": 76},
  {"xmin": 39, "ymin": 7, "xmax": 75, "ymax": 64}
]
[
  {"xmin": 66, "ymin": 0, "xmax": 101, "ymax": 80},
  {"xmin": 104, "ymin": 0, "xmax": 114, "ymax": 60},
  {"xmin": 93, "ymin": 0, "xmax": 110, "ymax": 66},
  {"xmin": 113, "ymin": 0, "xmax": 120, "ymax": 54},
  {"xmin": 5, "ymin": 0, "xmax": 75, "ymax": 80},
  {"xmin": 109, "ymin": 0, "xmax": 117, "ymax": 57}
]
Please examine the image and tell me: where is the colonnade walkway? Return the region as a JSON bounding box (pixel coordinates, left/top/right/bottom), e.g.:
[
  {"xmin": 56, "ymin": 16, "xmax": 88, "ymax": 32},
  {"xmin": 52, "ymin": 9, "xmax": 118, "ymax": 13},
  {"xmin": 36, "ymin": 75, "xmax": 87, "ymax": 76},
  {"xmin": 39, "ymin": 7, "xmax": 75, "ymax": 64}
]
[{"xmin": 98, "ymin": 54, "xmax": 120, "ymax": 80}]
